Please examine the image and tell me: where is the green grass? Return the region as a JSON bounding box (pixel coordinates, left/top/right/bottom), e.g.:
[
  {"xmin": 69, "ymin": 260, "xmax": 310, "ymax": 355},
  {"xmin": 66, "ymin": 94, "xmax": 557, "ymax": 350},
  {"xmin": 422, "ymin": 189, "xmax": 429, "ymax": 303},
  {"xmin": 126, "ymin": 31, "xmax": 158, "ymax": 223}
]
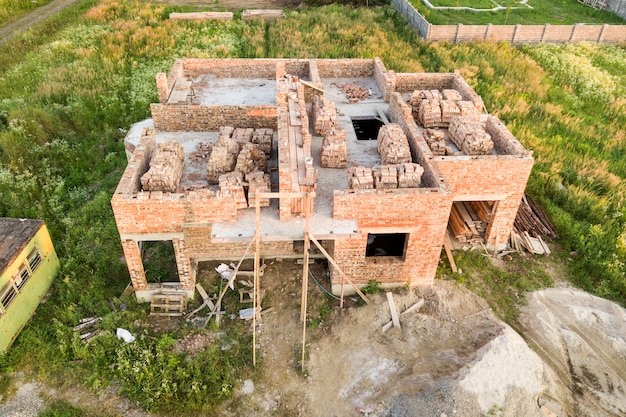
[
  {"xmin": 0, "ymin": 1, "xmax": 625, "ymax": 414},
  {"xmin": 410, "ymin": 0, "xmax": 626, "ymax": 24}
]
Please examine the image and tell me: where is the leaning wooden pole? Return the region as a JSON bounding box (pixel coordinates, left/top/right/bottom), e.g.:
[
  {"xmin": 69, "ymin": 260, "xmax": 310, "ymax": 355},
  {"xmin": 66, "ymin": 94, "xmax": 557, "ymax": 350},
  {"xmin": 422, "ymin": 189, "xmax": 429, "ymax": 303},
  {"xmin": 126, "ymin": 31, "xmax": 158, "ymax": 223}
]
[
  {"xmin": 301, "ymin": 193, "xmax": 311, "ymax": 370},
  {"xmin": 253, "ymin": 193, "xmax": 262, "ymax": 367}
]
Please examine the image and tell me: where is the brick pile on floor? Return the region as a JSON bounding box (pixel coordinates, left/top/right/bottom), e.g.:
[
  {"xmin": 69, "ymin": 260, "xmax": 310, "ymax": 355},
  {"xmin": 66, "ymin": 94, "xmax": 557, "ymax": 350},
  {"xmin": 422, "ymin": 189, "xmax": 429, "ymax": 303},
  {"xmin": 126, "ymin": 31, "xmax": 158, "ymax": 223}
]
[
  {"xmin": 449, "ymin": 116, "xmax": 494, "ymax": 155},
  {"xmin": 373, "ymin": 165, "xmax": 398, "ymax": 189},
  {"xmin": 377, "ymin": 123, "xmax": 412, "ymax": 165},
  {"xmin": 218, "ymin": 172, "xmax": 247, "ymax": 209},
  {"xmin": 207, "ymin": 146, "xmax": 237, "ymax": 183},
  {"xmin": 397, "ymin": 163, "xmax": 424, "ymax": 188},
  {"xmin": 246, "ymin": 171, "xmax": 271, "ymax": 207},
  {"xmin": 141, "ymin": 140, "xmax": 184, "ymax": 192},
  {"xmin": 235, "ymin": 143, "xmax": 267, "ymax": 175},
  {"xmin": 337, "ymin": 83, "xmax": 371, "ymax": 102},
  {"xmin": 251, "ymin": 128, "xmax": 273, "ymax": 155},
  {"xmin": 348, "ymin": 166, "xmax": 374, "ymax": 189},
  {"xmin": 189, "ymin": 142, "xmax": 212, "ymax": 164},
  {"xmin": 312, "ymin": 94, "xmax": 338, "ymax": 136},
  {"xmin": 424, "ymin": 129, "xmax": 446, "ymax": 155},
  {"xmin": 321, "ymin": 128, "xmax": 347, "ymax": 168}
]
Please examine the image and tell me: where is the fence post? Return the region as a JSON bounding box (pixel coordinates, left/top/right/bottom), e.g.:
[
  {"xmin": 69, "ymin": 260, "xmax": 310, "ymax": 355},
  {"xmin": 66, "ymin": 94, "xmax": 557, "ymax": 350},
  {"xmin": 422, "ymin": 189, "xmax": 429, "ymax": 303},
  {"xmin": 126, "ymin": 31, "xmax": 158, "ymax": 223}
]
[
  {"xmin": 512, "ymin": 24, "xmax": 520, "ymax": 43},
  {"xmin": 598, "ymin": 24, "xmax": 608, "ymax": 43},
  {"xmin": 541, "ymin": 24, "xmax": 548, "ymax": 43},
  {"xmin": 455, "ymin": 23, "xmax": 462, "ymax": 43},
  {"xmin": 569, "ymin": 24, "xmax": 577, "ymax": 41},
  {"xmin": 484, "ymin": 23, "xmax": 492, "ymax": 41}
]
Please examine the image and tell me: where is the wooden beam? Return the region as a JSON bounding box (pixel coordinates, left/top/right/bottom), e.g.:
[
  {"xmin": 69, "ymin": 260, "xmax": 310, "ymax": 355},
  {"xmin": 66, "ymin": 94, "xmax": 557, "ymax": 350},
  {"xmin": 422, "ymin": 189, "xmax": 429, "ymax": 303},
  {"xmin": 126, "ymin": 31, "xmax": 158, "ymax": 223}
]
[
  {"xmin": 298, "ymin": 79, "xmax": 351, "ymax": 104},
  {"xmin": 386, "ymin": 292, "xmax": 401, "ymax": 330},
  {"xmin": 301, "ymin": 192, "xmax": 311, "ymax": 371},
  {"xmin": 377, "ymin": 107, "xmax": 390, "ymax": 125},
  {"xmin": 443, "ymin": 232, "xmax": 458, "ymax": 274},
  {"xmin": 309, "ymin": 234, "xmax": 370, "ymax": 305},
  {"xmin": 253, "ymin": 193, "xmax": 262, "ymax": 367}
]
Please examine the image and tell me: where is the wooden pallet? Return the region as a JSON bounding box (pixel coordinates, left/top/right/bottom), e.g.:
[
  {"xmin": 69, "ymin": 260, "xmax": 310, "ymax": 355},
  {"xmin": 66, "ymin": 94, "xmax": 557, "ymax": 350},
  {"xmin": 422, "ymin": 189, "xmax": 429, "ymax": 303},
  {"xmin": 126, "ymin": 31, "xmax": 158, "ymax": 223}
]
[{"xmin": 150, "ymin": 293, "xmax": 188, "ymax": 317}]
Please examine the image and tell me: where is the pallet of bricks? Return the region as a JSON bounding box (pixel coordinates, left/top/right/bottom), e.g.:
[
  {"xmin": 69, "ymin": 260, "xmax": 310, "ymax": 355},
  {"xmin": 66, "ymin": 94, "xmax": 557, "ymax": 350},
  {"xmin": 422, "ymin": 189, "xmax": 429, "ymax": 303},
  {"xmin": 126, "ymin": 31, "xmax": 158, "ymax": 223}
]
[
  {"xmin": 321, "ymin": 128, "xmax": 347, "ymax": 168},
  {"xmin": 312, "ymin": 94, "xmax": 338, "ymax": 136},
  {"xmin": 349, "ymin": 163, "xmax": 424, "ymax": 190},
  {"xmin": 246, "ymin": 171, "xmax": 271, "ymax": 207},
  {"xmin": 140, "ymin": 140, "xmax": 185, "ymax": 192},
  {"xmin": 372, "ymin": 165, "xmax": 398, "ymax": 189},
  {"xmin": 218, "ymin": 172, "xmax": 247, "ymax": 209},
  {"xmin": 377, "ymin": 124, "xmax": 411, "ymax": 165},
  {"xmin": 448, "ymin": 201, "xmax": 490, "ymax": 244},
  {"xmin": 410, "ymin": 89, "xmax": 479, "ymax": 130},
  {"xmin": 348, "ymin": 166, "xmax": 374, "ymax": 190},
  {"xmin": 397, "ymin": 163, "xmax": 423, "ymax": 188},
  {"xmin": 235, "ymin": 142, "xmax": 267, "ymax": 175},
  {"xmin": 448, "ymin": 117, "xmax": 493, "ymax": 155}
]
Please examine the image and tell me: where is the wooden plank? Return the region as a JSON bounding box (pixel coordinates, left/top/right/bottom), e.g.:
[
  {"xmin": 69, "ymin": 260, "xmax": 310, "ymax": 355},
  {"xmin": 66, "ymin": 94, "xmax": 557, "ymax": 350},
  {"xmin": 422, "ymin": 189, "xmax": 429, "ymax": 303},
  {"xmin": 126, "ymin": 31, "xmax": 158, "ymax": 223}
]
[
  {"xmin": 386, "ymin": 292, "xmax": 401, "ymax": 330},
  {"xmin": 299, "ymin": 79, "xmax": 351, "ymax": 104},
  {"xmin": 443, "ymin": 232, "xmax": 458, "ymax": 273},
  {"xmin": 377, "ymin": 108, "xmax": 390, "ymax": 125}
]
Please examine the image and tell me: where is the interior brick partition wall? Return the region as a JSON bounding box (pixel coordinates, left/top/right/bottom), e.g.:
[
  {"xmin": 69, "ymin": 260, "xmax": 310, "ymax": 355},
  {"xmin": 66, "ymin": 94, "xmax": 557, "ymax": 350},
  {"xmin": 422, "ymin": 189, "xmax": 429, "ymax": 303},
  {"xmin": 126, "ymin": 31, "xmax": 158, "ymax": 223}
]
[
  {"xmin": 150, "ymin": 104, "xmax": 278, "ymax": 132},
  {"xmin": 392, "ymin": 0, "xmax": 626, "ymax": 43},
  {"xmin": 315, "ymin": 59, "xmax": 374, "ymax": 78},
  {"xmin": 332, "ymin": 188, "xmax": 453, "ymax": 290}
]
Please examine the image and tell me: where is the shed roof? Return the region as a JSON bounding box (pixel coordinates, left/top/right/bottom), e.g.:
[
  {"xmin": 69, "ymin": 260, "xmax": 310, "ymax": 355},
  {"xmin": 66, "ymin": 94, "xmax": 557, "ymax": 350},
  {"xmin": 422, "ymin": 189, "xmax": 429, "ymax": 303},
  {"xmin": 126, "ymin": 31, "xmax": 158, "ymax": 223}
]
[{"xmin": 0, "ymin": 218, "xmax": 44, "ymax": 273}]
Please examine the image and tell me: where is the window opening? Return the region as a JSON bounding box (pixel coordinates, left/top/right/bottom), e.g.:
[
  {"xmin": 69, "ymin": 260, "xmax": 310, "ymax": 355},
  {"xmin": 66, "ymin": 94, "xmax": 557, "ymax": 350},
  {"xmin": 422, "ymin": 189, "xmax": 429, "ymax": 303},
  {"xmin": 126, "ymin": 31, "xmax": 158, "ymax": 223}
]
[
  {"xmin": 15, "ymin": 266, "xmax": 31, "ymax": 290},
  {"xmin": 0, "ymin": 282, "xmax": 18, "ymax": 310},
  {"xmin": 366, "ymin": 233, "xmax": 408, "ymax": 258},
  {"xmin": 28, "ymin": 248, "xmax": 42, "ymax": 271},
  {"xmin": 352, "ymin": 118, "xmax": 384, "ymax": 141}
]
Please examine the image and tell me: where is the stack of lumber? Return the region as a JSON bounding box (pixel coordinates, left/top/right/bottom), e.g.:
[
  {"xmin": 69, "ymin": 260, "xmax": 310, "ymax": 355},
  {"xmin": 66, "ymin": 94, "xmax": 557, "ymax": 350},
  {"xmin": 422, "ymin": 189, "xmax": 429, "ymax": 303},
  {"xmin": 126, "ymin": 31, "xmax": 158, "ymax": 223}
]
[
  {"xmin": 312, "ymin": 94, "xmax": 337, "ymax": 136},
  {"xmin": 442, "ymin": 89, "xmax": 463, "ymax": 101},
  {"xmin": 373, "ymin": 165, "xmax": 398, "ymax": 189},
  {"xmin": 140, "ymin": 140, "xmax": 184, "ymax": 192},
  {"xmin": 457, "ymin": 100, "xmax": 480, "ymax": 120},
  {"xmin": 251, "ymin": 128, "xmax": 273, "ymax": 155},
  {"xmin": 321, "ymin": 128, "xmax": 347, "ymax": 168},
  {"xmin": 246, "ymin": 171, "xmax": 271, "ymax": 207},
  {"xmin": 232, "ymin": 128, "xmax": 254, "ymax": 145},
  {"xmin": 218, "ymin": 172, "xmax": 247, "ymax": 209},
  {"xmin": 348, "ymin": 166, "xmax": 374, "ymax": 190},
  {"xmin": 336, "ymin": 83, "xmax": 371, "ymax": 102},
  {"xmin": 448, "ymin": 117, "xmax": 494, "ymax": 155},
  {"xmin": 397, "ymin": 163, "xmax": 424, "ymax": 188},
  {"xmin": 440, "ymin": 100, "xmax": 461, "ymax": 126},
  {"xmin": 206, "ymin": 146, "xmax": 236, "ymax": 183},
  {"xmin": 514, "ymin": 194, "xmax": 559, "ymax": 239},
  {"xmin": 241, "ymin": 9, "xmax": 285, "ymax": 21},
  {"xmin": 469, "ymin": 201, "xmax": 494, "ymax": 224},
  {"xmin": 510, "ymin": 229, "xmax": 551, "ymax": 255},
  {"xmin": 448, "ymin": 201, "xmax": 489, "ymax": 243},
  {"xmin": 377, "ymin": 124, "xmax": 412, "ymax": 165},
  {"xmin": 189, "ymin": 142, "xmax": 212, "ymax": 164},
  {"xmin": 416, "ymin": 99, "xmax": 442, "ymax": 128},
  {"xmin": 235, "ymin": 143, "xmax": 267, "ymax": 175},
  {"xmin": 424, "ymin": 129, "xmax": 446, "ymax": 155}
]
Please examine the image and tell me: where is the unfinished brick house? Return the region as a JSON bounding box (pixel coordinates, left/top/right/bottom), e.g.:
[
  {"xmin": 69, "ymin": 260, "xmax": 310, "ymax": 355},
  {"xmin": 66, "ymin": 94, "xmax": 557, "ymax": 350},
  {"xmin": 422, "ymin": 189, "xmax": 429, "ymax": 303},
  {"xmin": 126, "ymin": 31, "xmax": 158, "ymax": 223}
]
[{"xmin": 111, "ymin": 58, "xmax": 533, "ymax": 302}]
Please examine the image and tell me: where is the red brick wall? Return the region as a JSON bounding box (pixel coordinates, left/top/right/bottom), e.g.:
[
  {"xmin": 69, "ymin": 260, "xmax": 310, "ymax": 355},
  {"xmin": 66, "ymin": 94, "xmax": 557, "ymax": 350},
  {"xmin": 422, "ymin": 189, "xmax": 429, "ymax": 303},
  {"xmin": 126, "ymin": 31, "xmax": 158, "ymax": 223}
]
[
  {"xmin": 121, "ymin": 240, "xmax": 147, "ymax": 290},
  {"xmin": 150, "ymin": 104, "xmax": 277, "ymax": 131},
  {"xmin": 315, "ymin": 59, "xmax": 374, "ymax": 78}
]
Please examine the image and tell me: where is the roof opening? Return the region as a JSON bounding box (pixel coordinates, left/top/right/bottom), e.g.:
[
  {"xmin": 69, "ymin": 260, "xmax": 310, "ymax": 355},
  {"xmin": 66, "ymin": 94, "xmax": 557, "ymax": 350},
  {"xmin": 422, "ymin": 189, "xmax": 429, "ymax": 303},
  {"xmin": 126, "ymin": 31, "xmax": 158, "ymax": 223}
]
[{"xmin": 352, "ymin": 118, "xmax": 384, "ymax": 141}]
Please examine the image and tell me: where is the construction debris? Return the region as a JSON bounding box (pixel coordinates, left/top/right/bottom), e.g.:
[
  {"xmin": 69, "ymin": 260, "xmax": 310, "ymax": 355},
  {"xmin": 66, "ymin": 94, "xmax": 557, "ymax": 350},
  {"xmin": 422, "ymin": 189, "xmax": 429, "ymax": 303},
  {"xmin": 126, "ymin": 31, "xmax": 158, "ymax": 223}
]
[
  {"xmin": 169, "ymin": 11, "xmax": 233, "ymax": 21},
  {"xmin": 448, "ymin": 117, "xmax": 494, "ymax": 155},
  {"xmin": 141, "ymin": 140, "xmax": 184, "ymax": 192},
  {"xmin": 312, "ymin": 94, "xmax": 338, "ymax": 136},
  {"xmin": 241, "ymin": 9, "xmax": 285, "ymax": 21},
  {"xmin": 382, "ymin": 299, "xmax": 424, "ymax": 332},
  {"xmin": 321, "ymin": 128, "xmax": 347, "ymax": 168},
  {"xmin": 336, "ymin": 83, "xmax": 371, "ymax": 102},
  {"xmin": 377, "ymin": 124, "xmax": 412, "ymax": 165},
  {"xmin": 188, "ymin": 142, "xmax": 212, "ymax": 164},
  {"xmin": 348, "ymin": 166, "xmax": 374, "ymax": 190},
  {"xmin": 73, "ymin": 317, "xmax": 103, "ymax": 341}
]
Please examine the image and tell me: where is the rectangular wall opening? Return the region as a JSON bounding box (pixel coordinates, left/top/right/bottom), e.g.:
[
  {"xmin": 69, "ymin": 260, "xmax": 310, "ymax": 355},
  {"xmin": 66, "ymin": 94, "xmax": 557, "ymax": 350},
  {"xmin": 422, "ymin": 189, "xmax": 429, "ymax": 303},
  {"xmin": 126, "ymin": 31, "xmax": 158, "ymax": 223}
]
[
  {"xmin": 352, "ymin": 118, "xmax": 384, "ymax": 141},
  {"xmin": 141, "ymin": 241, "xmax": 178, "ymax": 283},
  {"xmin": 366, "ymin": 233, "xmax": 408, "ymax": 258}
]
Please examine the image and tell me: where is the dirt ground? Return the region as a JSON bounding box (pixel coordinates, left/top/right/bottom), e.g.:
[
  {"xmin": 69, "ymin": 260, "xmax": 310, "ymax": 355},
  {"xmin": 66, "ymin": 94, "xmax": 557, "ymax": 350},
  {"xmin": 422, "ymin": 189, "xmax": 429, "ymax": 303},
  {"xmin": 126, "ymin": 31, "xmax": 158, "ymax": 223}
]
[{"xmin": 2, "ymin": 258, "xmax": 626, "ymax": 416}]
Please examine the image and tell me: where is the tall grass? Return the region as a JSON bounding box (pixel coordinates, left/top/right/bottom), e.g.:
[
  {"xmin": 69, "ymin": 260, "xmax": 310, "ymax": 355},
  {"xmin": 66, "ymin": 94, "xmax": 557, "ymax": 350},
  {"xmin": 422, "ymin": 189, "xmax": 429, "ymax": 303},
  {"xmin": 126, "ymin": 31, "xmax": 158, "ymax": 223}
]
[{"xmin": 0, "ymin": 0, "xmax": 55, "ymax": 26}]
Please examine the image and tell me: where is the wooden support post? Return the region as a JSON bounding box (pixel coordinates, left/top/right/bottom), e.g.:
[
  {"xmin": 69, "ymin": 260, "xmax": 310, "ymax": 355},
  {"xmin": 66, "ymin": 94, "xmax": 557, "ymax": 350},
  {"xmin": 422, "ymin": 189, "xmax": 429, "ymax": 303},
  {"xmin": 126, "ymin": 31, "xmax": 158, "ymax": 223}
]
[
  {"xmin": 301, "ymin": 192, "xmax": 311, "ymax": 371},
  {"xmin": 253, "ymin": 193, "xmax": 262, "ymax": 367},
  {"xmin": 309, "ymin": 234, "xmax": 369, "ymax": 305},
  {"xmin": 443, "ymin": 232, "xmax": 458, "ymax": 274},
  {"xmin": 386, "ymin": 292, "xmax": 401, "ymax": 330}
]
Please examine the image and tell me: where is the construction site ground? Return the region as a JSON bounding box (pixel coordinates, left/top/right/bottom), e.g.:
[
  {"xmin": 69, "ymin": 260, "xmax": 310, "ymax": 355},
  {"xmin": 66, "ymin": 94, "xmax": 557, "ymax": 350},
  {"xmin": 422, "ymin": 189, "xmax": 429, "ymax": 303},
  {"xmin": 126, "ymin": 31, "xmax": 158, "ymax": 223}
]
[{"xmin": 2, "ymin": 256, "xmax": 626, "ymax": 417}]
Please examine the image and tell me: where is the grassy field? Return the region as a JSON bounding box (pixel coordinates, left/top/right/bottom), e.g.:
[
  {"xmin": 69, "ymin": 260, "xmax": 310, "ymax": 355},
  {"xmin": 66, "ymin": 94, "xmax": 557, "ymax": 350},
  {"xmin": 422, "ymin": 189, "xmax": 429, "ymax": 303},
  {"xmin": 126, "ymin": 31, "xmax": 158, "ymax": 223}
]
[
  {"xmin": 0, "ymin": 0, "xmax": 55, "ymax": 27},
  {"xmin": 0, "ymin": 1, "xmax": 624, "ymax": 414},
  {"xmin": 410, "ymin": 0, "xmax": 626, "ymax": 24}
]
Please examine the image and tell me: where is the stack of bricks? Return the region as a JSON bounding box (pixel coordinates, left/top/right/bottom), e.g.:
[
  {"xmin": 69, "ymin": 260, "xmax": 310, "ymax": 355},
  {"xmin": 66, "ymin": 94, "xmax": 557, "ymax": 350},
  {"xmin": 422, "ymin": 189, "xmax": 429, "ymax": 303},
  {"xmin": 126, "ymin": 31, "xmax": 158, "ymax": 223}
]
[
  {"xmin": 232, "ymin": 128, "xmax": 254, "ymax": 145},
  {"xmin": 348, "ymin": 166, "xmax": 374, "ymax": 190},
  {"xmin": 189, "ymin": 142, "xmax": 212, "ymax": 164},
  {"xmin": 377, "ymin": 124, "xmax": 412, "ymax": 165},
  {"xmin": 424, "ymin": 129, "xmax": 446, "ymax": 155},
  {"xmin": 411, "ymin": 89, "xmax": 481, "ymax": 129},
  {"xmin": 140, "ymin": 140, "xmax": 184, "ymax": 192},
  {"xmin": 218, "ymin": 172, "xmax": 247, "ymax": 209},
  {"xmin": 442, "ymin": 89, "xmax": 463, "ymax": 101},
  {"xmin": 321, "ymin": 128, "xmax": 347, "ymax": 168},
  {"xmin": 440, "ymin": 100, "xmax": 461, "ymax": 126},
  {"xmin": 246, "ymin": 171, "xmax": 271, "ymax": 207},
  {"xmin": 397, "ymin": 163, "xmax": 424, "ymax": 188},
  {"xmin": 410, "ymin": 89, "xmax": 442, "ymax": 106},
  {"xmin": 235, "ymin": 143, "xmax": 267, "ymax": 175},
  {"xmin": 219, "ymin": 126, "xmax": 234, "ymax": 142},
  {"xmin": 207, "ymin": 146, "xmax": 237, "ymax": 183},
  {"xmin": 373, "ymin": 165, "xmax": 398, "ymax": 189},
  {"xmin": 448, "ymin": 116, "xmax": 494, "ymax": 155},
  {"xmin": 416, "ymin": 99, "xmax": 442, "ymax": 128},
  {"xmin": 251, "ymin": 128, "xmax": 273, "ymax": 155},
  {"xmin": 457, "ymin": 101, "xmax": 480, "ymax": 120},
  {"xmin": 312, "ymin": 94, "xmax": 338, "ymax": 136}
]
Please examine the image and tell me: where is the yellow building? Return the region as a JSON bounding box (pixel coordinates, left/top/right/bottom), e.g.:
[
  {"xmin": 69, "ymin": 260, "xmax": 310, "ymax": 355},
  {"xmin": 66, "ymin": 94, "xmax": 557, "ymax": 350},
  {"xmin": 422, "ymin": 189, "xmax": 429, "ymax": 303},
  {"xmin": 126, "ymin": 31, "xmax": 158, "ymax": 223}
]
[{"xmin": 0, "ymin": 218, "xmax": 59, "ymax": 353}]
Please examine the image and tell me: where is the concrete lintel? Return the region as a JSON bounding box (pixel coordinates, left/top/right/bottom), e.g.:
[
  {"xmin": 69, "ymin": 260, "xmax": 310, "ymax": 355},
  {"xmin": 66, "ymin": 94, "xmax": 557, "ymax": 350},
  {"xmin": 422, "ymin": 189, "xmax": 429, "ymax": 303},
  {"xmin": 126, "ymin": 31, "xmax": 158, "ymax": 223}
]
[
  {"xmin": 120, "ymin": 232, "xmax": 185, "ymax": 241},
  {"xmin": 135, "ymin": 283, "xmax": 194, "ymax": 303},
  {"xmin": 452, "ymin": 194, "xmax": 507, "ymax": 202}
]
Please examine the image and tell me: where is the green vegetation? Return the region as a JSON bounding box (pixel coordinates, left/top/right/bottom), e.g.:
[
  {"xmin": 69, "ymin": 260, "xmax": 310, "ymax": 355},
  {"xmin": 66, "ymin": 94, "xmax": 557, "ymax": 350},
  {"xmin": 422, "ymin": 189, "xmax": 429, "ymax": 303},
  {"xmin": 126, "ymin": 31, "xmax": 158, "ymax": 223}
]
[
  {"xmin": 38, "ymin": 400, "xmax": 90, "ymax": 417},
  {"xmin": 0, "ymin": 0, "xmax": 55, "ymax": 27},
  {"xmin": 410, "ymin": 0, "xmax": 625, "ymax": 24},
  {"xmin": 0, "ymin": 1, "xmax": 624, "ymax": 414}
]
